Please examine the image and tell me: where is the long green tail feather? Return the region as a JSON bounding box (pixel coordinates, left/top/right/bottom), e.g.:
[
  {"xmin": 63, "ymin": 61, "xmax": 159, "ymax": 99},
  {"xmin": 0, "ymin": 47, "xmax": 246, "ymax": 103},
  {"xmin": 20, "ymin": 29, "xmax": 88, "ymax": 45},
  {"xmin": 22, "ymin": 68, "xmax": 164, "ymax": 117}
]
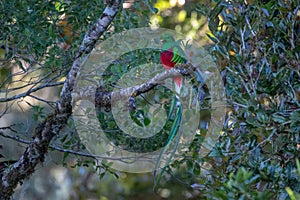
[
  {"xmin": 167, "ymin": 95, "xmax": 177, "ymax": 120},
  {"xmin": 153, "ymin": 101, "xmax": 182, "ymax": 190}
]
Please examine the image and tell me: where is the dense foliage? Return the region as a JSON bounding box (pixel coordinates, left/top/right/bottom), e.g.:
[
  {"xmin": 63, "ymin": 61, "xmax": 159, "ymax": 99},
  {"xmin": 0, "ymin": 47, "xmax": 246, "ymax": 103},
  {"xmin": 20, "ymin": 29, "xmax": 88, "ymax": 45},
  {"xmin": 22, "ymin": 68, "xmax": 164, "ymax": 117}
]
[
  {"xmin": 192, "ymin": 0, "xmax": 300, "ymax": 199},
  {"xmin": 0, "ymin": 0, "xmax": 299, "ymax": 199}
]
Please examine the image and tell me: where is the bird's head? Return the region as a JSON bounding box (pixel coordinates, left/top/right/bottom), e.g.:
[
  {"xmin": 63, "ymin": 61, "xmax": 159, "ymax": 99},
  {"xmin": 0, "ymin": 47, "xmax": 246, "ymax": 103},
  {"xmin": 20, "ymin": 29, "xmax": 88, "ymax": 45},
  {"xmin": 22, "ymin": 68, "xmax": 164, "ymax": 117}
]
[
  {"xmin": 161, "ymin": 33, "xmax": 175, "ymax": 43},
  {"xmin": 161, "ymin": 33, "xmax": 176, "ymax": 51}
]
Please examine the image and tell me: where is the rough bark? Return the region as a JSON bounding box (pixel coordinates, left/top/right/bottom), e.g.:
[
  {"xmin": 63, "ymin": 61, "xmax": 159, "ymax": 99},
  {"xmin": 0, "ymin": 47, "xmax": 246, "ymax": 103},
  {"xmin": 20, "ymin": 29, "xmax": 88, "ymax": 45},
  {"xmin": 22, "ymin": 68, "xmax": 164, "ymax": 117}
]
[
  {"xmin": 93, "ymin": 67, "xmax": 190, "ymax": 111},
  {"xmin": 0, "ymin": 1, "xmax": 121, "ymax": 198}
]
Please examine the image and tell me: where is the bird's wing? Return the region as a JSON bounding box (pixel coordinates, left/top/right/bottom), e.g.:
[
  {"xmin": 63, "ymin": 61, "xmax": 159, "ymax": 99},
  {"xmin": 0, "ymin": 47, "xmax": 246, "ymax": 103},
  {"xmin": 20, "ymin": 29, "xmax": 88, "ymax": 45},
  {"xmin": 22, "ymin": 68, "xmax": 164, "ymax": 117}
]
[{"xmin": 171, "ymin": 45, "xmax": 187, "ymax": 64}]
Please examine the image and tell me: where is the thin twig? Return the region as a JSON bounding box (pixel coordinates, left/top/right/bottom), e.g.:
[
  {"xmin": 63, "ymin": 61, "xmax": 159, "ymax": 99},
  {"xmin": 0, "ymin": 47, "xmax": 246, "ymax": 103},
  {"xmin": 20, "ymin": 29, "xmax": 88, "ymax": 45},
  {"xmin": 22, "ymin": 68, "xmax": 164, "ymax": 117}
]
[
  {"xmin": 0, "ymin": 130, "xmax": 156, "ymax": 164},
  {"xmin": 0, "ymin": 82, "xmax": 64, "ymax": 103}
]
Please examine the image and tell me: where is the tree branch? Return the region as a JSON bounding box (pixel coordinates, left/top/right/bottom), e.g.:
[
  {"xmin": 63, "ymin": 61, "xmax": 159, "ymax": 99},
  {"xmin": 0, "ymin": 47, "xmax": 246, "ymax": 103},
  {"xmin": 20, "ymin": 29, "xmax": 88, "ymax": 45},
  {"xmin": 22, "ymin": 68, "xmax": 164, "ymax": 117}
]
[
  {"xmin": 0, "ymin": 130, "xmax": 151, "ymax": 163},
  {"xmin": 96, "ymin": 67, "xmax": 189, "ymax": 111},
  {"xmin": 0, "ymin": 82, "xmax": 64, "ymax": 103},
  {"xmin": 0, "ymin": 1, "xmax": 122, "ymax": 198},
  {"xmin": 72, "ymin": 64, "xmax": 197, "ymax": 112}
]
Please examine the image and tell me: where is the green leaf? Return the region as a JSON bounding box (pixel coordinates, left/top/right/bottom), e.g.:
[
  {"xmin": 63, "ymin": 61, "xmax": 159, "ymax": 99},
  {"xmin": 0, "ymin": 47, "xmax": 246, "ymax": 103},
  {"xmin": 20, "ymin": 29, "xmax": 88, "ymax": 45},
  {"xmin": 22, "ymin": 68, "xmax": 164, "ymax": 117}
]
[
  {"xmin": 286, "ymin": 187, "xmax": 300, "ymax": 200},
  {"xmin": 193, "ymin": 162, "xmax": 201, "ymax": 175},
  {"xmin": 206, "ymin": 33, "xmax": 218, "ymax": 43},
  {"xmin": 272, "ymin": 113, "xmax": 286, "ymax": 123},
  {"xmin": 24, "ymin": 28, "xmax": 31, "ymax": 37}
]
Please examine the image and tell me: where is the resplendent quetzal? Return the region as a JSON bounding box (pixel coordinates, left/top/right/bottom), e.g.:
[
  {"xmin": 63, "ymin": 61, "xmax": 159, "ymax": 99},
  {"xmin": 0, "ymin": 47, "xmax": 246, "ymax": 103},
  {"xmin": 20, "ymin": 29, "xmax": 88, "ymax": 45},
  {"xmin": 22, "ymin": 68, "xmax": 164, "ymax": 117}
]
[
  {"xmin": 154, "ymin": 33, "xmax": 206, "ymax": 189},
  {"xmin": 153, "ymin": 34, "xmax": 187, "ymax": 189},
  {"xmin": 160, "ymin": 33, "xmax": 187, "ymax": 95}
]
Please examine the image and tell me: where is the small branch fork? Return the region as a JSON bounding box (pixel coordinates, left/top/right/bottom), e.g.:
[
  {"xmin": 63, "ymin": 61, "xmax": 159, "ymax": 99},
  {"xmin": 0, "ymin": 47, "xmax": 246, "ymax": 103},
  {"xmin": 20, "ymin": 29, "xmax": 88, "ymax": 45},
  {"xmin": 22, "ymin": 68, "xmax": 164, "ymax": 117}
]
[{"xmin": 0, "ymin": 1, "xmax": 122, "ymax": 198}]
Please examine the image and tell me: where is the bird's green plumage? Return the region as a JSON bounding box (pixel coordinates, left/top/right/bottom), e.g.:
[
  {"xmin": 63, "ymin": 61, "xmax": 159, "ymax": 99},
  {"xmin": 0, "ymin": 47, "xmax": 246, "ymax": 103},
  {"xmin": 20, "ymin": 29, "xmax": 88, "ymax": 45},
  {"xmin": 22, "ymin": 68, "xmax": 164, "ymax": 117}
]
[
  {"xmin": 153, "ymin": 100, "xmax": 182, "ymax": 190},
  {"xmin": 154, "ymin": 34, "xmax": 207, "ymax": 190},
  {"xmin": 161, "ymin": 33, "xmax": 186, "ymax": 64},
  {"xmin": 153, "ymin": 34, "xmax": 187, "ymax": 189},
  {"xmin": 161, "ymin": 33, "xmax": 176, "ymax": 51}
]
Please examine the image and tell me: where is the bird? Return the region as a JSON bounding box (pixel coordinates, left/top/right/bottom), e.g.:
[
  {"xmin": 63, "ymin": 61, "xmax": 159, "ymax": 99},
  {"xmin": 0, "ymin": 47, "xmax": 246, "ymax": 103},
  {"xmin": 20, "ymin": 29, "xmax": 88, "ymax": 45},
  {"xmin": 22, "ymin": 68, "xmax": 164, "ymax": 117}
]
[
  {"xmin": 160, "ymin": 33, "xmax": 187, "ymax": 95},
  {"xmin": 154, "ymin": 34, "xmax": 207, "ymax": 189},
  {"xmin": 153, "ymin": 34, "xmax": 187, "ymax": 189}
]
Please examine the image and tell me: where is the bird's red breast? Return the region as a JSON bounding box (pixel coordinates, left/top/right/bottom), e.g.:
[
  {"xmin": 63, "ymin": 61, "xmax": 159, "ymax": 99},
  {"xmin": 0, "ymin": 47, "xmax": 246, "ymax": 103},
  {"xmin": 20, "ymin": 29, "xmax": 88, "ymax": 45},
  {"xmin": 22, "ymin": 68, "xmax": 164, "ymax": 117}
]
[
  {"xmin": 160, "ymin": 47, "xmax": 176, "ymax": 70},
  {"xmin": 160, "ymin": 47, "xmax": 182, "ymax": 89}
]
